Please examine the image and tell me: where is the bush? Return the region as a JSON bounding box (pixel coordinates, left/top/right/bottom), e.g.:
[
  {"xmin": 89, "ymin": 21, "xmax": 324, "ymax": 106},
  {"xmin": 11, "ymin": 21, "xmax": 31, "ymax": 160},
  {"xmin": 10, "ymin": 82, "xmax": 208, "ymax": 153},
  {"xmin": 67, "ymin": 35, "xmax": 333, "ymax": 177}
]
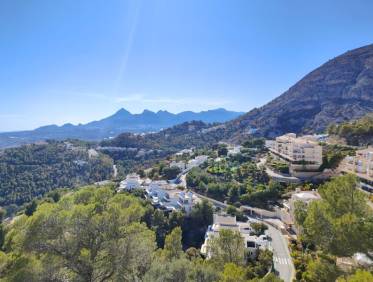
[{"xmin": 250, "ymin": 222, "xmax": 268, "ymax": 236}]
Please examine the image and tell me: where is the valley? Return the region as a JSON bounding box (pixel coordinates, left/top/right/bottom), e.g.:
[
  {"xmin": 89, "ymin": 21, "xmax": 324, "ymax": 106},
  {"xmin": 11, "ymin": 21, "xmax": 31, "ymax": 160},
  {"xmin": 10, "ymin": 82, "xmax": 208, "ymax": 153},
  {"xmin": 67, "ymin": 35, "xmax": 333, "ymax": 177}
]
[{"xmin": 0, "ymin": 43, "xmax": 373, "ymax": 282}]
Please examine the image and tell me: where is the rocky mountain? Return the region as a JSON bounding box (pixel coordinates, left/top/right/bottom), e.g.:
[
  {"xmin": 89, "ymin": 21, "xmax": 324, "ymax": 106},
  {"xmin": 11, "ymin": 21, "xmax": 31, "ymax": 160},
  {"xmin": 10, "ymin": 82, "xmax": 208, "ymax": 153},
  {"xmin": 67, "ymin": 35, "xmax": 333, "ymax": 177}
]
[
  {"xmin": 224, "ymin": 44, "xmax": 373, "ymax": 140},
  {"xmin": 99, "ymin": 44, "xmax": 373, "ymax": 152},
  {"xmin": 0, "ymin": 108, "xmax": 243, "ymax": 148}
]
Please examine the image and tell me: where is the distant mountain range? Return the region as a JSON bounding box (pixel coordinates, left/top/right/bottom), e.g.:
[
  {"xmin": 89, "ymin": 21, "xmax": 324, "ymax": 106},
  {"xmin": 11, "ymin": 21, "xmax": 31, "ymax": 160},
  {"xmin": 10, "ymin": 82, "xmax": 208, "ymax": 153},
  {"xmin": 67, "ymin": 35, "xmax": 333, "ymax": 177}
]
[
  {"xmin": 2, "ymin": 44, "xmax": 373, "ymax": 149},
  {"xmin": 0, "ymin": 108, "xmax": 243, "ymax": 148}
]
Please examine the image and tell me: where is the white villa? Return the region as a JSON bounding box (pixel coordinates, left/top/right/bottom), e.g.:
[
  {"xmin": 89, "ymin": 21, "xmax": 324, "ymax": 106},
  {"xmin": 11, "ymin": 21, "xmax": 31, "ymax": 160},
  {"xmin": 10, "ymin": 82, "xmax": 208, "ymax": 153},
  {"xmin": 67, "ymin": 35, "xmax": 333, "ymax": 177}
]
[
  {"xmin": 118, "ymin": 173, "xmax": 142, "ymax": 191},
  {"xmin": 145, "ymin": 182, "xmax": 196, "ymax": 214},
  {"xmin": 288, "ymin": 189, "xmax": 321, "ymax": 216},
  {"xmin": 227, "ymin": 145, "xmax": 242, "ymax": 156},
  {"xmin": 177, "ymin": 191, "xmax": 194, "ymax": 214},
  {"xmin": 176, "ymin": 148, "xmax": 194, "ymax": 156},
  {"xmin": 283, "ymin": 189, "xmax": 321, "ymax": 231},
  {"xmin": 187, "ymin": 155, "xmax": 208, "ymax": 169},
  {"xmin": 170, "ymin": 161, "xmax": 186, "ymax": 171},
  {"xmin": 201, "ymin": 214, "xmax": 269, "ymax": 259}
]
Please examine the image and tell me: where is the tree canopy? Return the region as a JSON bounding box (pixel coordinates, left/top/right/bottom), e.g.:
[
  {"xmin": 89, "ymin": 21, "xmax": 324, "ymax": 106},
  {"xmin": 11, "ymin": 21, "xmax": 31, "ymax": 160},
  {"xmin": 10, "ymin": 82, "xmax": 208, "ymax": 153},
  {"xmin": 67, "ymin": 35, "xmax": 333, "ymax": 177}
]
[
  {"xmin": 0, "ymin": 141, "xmax": 113, "ymax": 210},
  {"xmin": 0, "ymin": 184, "xmax": 278, "ymax": 282},
  {"xmin": 300, "ymin": 174, "xmax": 373, "ymax": 256}
]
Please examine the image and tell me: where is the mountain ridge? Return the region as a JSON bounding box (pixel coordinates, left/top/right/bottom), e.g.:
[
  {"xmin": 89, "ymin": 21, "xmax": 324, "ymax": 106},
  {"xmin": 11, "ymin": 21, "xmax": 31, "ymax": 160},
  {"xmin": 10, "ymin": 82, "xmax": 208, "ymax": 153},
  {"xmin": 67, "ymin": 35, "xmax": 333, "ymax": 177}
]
[
  {"xmin": 0, "ymin": 108, "xmax": 244, "ymax": 148},
  {"xmin": 221, "ymin": 43, "xmax": 373, "ymax": 141},
  {"xmin": 92, "ymin": 44, "xmax": 373, "ymax": 153}
]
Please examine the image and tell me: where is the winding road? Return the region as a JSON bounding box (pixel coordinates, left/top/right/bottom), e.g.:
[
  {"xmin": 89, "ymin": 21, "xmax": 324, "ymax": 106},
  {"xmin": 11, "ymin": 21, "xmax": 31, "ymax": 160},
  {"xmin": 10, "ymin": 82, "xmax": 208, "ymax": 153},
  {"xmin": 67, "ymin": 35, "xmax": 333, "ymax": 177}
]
[
  {"xmin": 181, "ymin": 169, "xmax": 295, "ymax": 282},
  {"xmin": 194, "ymin": 192, "xmax": 295, "ymax": 282}
]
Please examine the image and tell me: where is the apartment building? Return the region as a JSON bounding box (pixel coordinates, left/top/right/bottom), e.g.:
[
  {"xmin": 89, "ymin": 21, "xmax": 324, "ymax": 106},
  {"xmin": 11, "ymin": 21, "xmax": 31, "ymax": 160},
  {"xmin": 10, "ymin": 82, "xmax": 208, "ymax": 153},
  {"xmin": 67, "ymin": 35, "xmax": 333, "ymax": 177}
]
[
  {"xmin": 265, "ymin": 133, "xmax": 324, "ymax": 181},
  {"xmin": 342, "ymin": 147, "xmax": 373, "ymax": 192},
  {"xmin": 268, "ymin": 133, "xmax": 323, "ymax": 165}
]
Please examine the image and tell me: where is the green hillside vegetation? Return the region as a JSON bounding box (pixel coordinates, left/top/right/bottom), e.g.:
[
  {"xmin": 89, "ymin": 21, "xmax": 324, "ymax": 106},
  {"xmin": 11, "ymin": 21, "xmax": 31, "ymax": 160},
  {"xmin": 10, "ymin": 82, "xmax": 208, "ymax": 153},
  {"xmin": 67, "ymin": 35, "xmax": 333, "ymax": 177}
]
[
  {"xmin": 101, "ymin": 121, "xmax": 224, "ymax": 151},
  {"xmin": 320, "ymin": 144, "xmax": 356, "ymax": 170},
  {"xmin": 0, "ymin": 185, "xmax": 278, "ymax": 282},
  {"xmin": 328, "ymin": 114, "xmax": 373, "ymax": 146},
  {"xmin": 292, "ymin": 174, "xmax": 373, "ymax": 281},
  {"xmin": 100, "ymin": 121, "xmax": 225, "ymax": 174},
  {"xmin": 184, "ymin": 140, "xmax": 292, "ymax": 209},
  {"xmin": 0, "ymin": 141, "xmax": 113, "ymax": 210},
  {"xmin": 186, "ymin": 153, "xmax": 287, "ymax": 209}
]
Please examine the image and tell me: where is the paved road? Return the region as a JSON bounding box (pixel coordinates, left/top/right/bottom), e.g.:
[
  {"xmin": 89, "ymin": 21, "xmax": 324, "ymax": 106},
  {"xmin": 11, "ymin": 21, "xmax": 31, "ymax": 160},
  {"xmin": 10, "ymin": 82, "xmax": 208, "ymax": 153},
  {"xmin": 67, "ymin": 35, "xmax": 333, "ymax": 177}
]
[
  {"xmin": 194, "ymin": 192, "xmax": 294, "ymax": 282},
  {"xmin": 194, "ymin": 192, "xmax": 228, "ymax": 209},
  {"xmin": 266, "ymin": 224, "xmax": 295, "ymax": 282},
  {"xmin": 265, "ymin": 167, "xmax": 301, "ymax": 184},
  {"xmin": 257, "ymin": 157, "xmax": 300, "ymax": 184},
  {"xmin": 180, "ymin": 166, "xmax": 295, "ymax": 281}
]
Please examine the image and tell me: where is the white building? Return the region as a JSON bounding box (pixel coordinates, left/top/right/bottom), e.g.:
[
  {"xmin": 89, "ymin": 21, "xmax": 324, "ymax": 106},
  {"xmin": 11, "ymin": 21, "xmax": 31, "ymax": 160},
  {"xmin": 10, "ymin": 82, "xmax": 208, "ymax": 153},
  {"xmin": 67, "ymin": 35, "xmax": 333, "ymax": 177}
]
[
  {"xmin": 148, "ymin": 180, "xmax": 169, "ymax": 191},
  {"xmin": 342, "ymin": 147, "xmax": 373, "ymax": 192},
  {"xmin": 268, "ymin": 133, "xmax": 323, "ymax": 166},
  {"xmin": 187, "ymin": 155, "xmax": 208, "ymax": 169},
  {"xmin": 145, "ymin": 183, "xmax": 196, "ymax": 214},
  {"xmin": 265, "ymin": 140, "xmax": 275, "ymax": 149},
  {"xmin": 290, "ymin": 189, "xmax": 321, "ymax": 205},
  {"xmin": 227, "ymin": 145, "xmax": 242, "ymax": 156},
  {"xmin": 177, "ymin": 191, "xmax": 194, "ymax": 214},
  {"xmin": 266, "ymin": 133, "xmax": 323, "ymax": 180},
  {"xmin": 170, "ymin": 161, "xmax": 186, "ymax": 171},
  {"xmin": 176, "ymin": 148, "xmax": 194, "ymax": 156},
  {"xmin": 119, "ymin": 173, "xmax": 142, "ymax": 191},
  {"xmin": 201, "ymin": 214, "xmax": 269, "ymax": 259},
  {"xmin": 284, "ymin": 189, "xmax": 321, "ymax": 230}
]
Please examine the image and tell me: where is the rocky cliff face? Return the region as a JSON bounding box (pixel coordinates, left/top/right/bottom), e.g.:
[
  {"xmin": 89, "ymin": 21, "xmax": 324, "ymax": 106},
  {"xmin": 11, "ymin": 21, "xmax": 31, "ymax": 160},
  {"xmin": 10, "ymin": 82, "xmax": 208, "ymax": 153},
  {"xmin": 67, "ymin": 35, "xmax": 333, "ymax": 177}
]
[{"xmin": 227, "ymin": 44, "xmax": 373, "ymax": 139}]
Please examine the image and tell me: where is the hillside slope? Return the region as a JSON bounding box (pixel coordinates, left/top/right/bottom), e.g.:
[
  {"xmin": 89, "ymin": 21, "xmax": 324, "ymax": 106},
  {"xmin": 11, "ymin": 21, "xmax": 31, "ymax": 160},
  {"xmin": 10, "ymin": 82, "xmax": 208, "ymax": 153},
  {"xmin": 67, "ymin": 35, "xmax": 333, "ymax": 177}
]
[
  {"xmin": 225, "ymin": 44, "xmax": 373, "ymax": 139},
  {"xmin": 0, "ymin": 140, "xmax": 113, "ymax": 207},
  {"xmin": 328, "ymin": 113, "xmax": 373, "ymax": 146},
  {"xmin": 100, "ymin": 121, "xmax": 225, "ymax": 172}
]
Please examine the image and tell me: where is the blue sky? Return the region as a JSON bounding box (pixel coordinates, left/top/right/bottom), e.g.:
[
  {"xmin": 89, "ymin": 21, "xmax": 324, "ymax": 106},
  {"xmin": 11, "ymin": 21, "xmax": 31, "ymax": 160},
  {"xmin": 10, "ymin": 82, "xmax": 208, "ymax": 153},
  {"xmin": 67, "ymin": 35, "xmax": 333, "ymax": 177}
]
[{"xmin": 1, "ymin": 0, "xmax": 373, "ymax": 131}]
